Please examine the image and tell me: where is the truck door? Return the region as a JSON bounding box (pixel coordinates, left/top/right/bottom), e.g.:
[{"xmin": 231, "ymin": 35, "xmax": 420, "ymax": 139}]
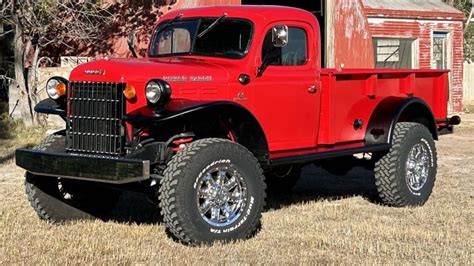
[{"xmin": 252, "ymin": 21, "xmax": 321, "ymax": 152}]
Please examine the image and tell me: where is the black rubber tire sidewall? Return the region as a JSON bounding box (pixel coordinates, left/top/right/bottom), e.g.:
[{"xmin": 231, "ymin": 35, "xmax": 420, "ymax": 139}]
[
  {"xmin": 187, "ymin": 157, "xmax": 260, "ymax": 240},
  {"xmin": 25, "ymin": 134, "xmax": 122, "ymax": 222},
  {"xmin": 375, "ymin": 123, "xmax": 438, "ymax": 207},
  {"xmin": 25, "ymin": 173, "xmax": 95, "ymax": 222},
  {"xmin": 162, "ymin": 139, "xmax": 265, "ymax": 244},
  {"xmin": 395, "ymin": 126, "xmax": 437, "ymax": 204}
]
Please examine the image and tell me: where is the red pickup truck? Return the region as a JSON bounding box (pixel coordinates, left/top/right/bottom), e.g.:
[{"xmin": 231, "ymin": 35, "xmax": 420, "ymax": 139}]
[{"xmin": 16, "ymin": 6, "xmax": 460, "ymax": 245}]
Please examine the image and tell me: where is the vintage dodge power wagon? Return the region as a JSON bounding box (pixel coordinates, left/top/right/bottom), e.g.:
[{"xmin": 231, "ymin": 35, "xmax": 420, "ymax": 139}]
[{"xmin": 16, "ymin": 6, "xmax": 461, "ymax": 245}]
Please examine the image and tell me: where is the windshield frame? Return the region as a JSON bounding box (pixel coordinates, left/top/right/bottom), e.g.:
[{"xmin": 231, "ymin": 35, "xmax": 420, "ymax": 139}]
[{"xmin": 148, "ymin": 17, "xmax": 255, "ymax": 60}]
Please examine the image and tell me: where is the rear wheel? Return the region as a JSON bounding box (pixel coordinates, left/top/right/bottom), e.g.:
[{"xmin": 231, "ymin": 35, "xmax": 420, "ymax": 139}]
[
  {"xmin": 374, "ymin": 122, "xmax": 437, "ymax": 207},
  {"xmin": 159, "ymin": 138, "xmax": 266, "ymax": 245}
]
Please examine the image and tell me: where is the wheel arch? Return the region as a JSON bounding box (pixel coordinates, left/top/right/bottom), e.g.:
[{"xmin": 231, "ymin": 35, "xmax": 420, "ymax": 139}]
[
  {"xmin": 365, "ymin": 97, "xmax": 438, "ymax": 145},
  {"xmin": 154, "ymin": 100, "xmax": 270, "ymax": 164}
]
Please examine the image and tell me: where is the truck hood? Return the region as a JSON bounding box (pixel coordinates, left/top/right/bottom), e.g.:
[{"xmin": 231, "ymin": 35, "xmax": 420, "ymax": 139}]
[{"xmin": 69, "ymin": 57, "xmax": 230, "ymax": 84}]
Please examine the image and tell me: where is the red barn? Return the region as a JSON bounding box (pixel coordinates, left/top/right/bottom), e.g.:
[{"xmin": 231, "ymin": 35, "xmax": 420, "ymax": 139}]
[{"xmin": 362, "ymin": 0, "xmax": 465, "ymax": 112}]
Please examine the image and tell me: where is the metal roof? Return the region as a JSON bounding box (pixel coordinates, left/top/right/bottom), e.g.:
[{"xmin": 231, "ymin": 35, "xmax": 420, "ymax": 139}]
[{"xmin": 363, "ymin": 0, "xmax": 465, "ymax": 20}]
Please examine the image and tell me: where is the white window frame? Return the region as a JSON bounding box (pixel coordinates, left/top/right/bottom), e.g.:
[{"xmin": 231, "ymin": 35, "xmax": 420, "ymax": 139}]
[
  {"xmin": 430, "ymin": 30, "xmax": 453, "ymax": 70},
  {"xmin": 430, "ymin": 30, "xmax": 453, "ymax": 112},
  {"xmin": 372, "ymin": 36, "xmax": 419, "ymax": 69}
]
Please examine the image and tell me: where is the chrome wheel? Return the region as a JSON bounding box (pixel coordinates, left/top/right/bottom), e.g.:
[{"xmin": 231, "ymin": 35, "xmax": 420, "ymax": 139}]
[
  {"xmin": 196, "ymin": 166, "xmax": 248, "ymax": 227},
  {"xmin": 406, "ymin": 141, "xmax": 431, "ymax": 193}
]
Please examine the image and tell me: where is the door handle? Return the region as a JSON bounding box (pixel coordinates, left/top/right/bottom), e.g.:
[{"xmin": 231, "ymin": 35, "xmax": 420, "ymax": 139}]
[{"xmin": 308, "ymin": 86, "xmax": 317, "ymax": 94}]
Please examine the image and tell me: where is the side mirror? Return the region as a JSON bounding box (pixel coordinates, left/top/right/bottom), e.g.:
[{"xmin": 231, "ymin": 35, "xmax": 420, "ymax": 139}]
[
  {"xmin": 127, "ymin": 30, "xmax": 138, "ymax": 58},
  {"xmin": 272, "ymin": 25, "xmax": 289, "ymax": 48}
]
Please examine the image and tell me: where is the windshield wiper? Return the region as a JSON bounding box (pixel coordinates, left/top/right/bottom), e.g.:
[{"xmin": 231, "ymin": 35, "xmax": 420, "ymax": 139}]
[
  {"xmin": 155, "ymin": 14, "xmax": 184, "ymax": 36},
  {"xmin": 197, "ymin": 13, "xmax": 227, "ymax": 38}
]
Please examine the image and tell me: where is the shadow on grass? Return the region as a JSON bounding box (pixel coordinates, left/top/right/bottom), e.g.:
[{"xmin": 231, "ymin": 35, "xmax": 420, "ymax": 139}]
[
  {"xmin": 266, "ymin": 165, "xmax": 380, "ymax": 211},
  {"xmin": 106, "ymin": 165, "xmax": 379, "ymax": 225},
  {"xmin": 108, "ymin": 191, "xmax": 163, "ymax": 225}
]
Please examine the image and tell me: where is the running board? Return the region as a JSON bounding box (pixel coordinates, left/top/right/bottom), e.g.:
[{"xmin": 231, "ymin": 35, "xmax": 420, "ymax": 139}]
[{"xmin": 271, "ymin": 144, "xmax": 391, "ymax": 166}]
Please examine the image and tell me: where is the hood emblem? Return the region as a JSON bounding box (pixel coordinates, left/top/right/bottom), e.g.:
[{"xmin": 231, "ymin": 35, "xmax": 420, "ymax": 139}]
[
  {"xmin": 190, "ymin": 75, "xmax": 212, "ymax": 82},
  {"xmin": 163, "ymin": 75, "xmax": 213, "ymax": 82},
  {"xmin": 84, "ymin": 69, "xmax": 105, "ymax": 75}
]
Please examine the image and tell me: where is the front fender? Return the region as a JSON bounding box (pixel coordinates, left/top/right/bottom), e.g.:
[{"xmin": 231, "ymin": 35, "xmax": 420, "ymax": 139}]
[
  {"xmin": 125, "ymin": 99, "xmax": 270, "ymax": 164},
  {"xmin": 34, "ymin": 98, "xmax": 66, "ymax": 118}
]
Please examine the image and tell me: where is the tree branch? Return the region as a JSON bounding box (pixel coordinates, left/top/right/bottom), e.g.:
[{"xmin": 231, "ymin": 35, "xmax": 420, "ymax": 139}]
[{"xmin": 466, "ymin": 6, "xmax": 474, "ymax": 34}]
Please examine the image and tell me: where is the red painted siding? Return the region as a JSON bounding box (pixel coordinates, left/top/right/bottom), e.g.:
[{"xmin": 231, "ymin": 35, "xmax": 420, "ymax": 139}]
[
  {"xmin": 332, "ymin": 0, "xmax": 374, "ymax": 68},
  {"xmin": 367, "ymin": 18, "xmax": 464, "ymax": 112}
]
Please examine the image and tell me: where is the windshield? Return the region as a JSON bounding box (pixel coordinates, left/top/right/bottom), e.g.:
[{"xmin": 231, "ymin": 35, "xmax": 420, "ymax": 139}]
[{"xmin": 149, "ymin": 18, "xmax": 253, "ymax": 59}]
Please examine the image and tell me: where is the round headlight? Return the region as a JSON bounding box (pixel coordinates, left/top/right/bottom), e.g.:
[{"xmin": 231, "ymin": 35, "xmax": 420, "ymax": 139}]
[
  {"xmin": 46, "ymin": 77, "xmax": 67, "ymax": 100},
  {"xmin": 146, "ymin": 81, "xmax": 163, "ymax": 104}
]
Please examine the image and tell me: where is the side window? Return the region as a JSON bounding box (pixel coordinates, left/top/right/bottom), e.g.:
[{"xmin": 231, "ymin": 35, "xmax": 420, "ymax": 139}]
[{"xmin": 262, "ymin": 27, "xmax": 308, "ymax": 66}]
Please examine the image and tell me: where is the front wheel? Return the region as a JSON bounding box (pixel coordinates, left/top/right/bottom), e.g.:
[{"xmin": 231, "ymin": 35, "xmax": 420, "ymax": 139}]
[
  {"xmin": 159, "ymin": 138, "xmax": 266, "ymax": 245},
  {"xmin": 25, "ymin": 173, "xmax": 122, "ymax": 222},
  {"xmin": 25, "ymin": 133, "xmax": 122, "ymax": 222},
  {"xmin": 374, "ymin": 122, "xmax": 437, "ymax": 207}
]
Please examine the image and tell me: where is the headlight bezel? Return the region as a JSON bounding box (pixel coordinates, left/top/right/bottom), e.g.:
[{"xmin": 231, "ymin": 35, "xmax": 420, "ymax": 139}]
[
  {"xmin": 46, "ymin": 76, "xmax": 68, "ymax": 100},
  {"xmin": 145, "ymin": 79, "xmax": 172, "ymax": 105}
]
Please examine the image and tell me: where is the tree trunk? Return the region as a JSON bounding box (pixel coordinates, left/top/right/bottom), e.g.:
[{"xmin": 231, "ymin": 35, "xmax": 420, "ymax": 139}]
[
  {"xmin": 28, "ymin": 45, "xmax": 46, "ymax": 125},
  {"xmin": 12, "ymin": 24, "xmax": 34, "ymax": 125}
]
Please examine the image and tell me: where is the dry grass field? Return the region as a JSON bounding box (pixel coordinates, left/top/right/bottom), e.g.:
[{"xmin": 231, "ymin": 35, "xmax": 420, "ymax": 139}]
[{"xmin": 0, "ymin": 116, "xmax": 473, "ymax": 264}]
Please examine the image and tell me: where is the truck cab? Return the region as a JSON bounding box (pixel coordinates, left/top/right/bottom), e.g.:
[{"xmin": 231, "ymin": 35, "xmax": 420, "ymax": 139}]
[{"xmin": 16, "ymin": 6, "xmax": 460, "ymax": 245}]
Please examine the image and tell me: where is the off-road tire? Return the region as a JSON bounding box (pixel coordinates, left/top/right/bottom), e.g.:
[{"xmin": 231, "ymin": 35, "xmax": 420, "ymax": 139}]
[
  {"xmin": 265, "ymin": 166, "xmax": 302, "ymax": 194},
  {"xmin": 374, "ymin": 122, "xmax": 437, "ymax": 207},
  {"xmin": 159, "ymin": 138, "xmax": 266, "ymax": 245},
  {"xmin": 24, "ymin": 134, "xmax": 122, "ymax": 223}
]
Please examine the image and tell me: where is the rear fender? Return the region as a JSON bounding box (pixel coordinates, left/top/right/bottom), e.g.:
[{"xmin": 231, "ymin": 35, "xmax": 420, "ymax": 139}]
[{"xmin": 365, "ymin": 97, "xmax": 437, "ymax": 145}]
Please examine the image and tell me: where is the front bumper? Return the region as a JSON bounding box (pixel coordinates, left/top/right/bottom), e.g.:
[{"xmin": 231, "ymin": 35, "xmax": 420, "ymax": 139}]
[{"xmin": 16, "ymin": 149, "xmax": 150, "ymax": 184}]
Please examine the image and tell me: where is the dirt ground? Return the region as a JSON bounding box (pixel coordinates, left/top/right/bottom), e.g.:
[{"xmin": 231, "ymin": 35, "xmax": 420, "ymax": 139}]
[{"xmin": 0, "ymin": 116, "xmax": 473, "ymax": 264}]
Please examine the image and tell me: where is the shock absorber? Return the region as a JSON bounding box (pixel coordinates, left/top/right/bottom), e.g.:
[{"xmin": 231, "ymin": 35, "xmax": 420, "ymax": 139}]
[{"xmin": 171, "ymin": 137, "xmax": 194, "ymax": 153}]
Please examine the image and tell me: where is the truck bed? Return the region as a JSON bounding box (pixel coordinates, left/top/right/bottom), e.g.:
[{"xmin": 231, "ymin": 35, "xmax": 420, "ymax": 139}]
[{"xmin": 318, "ymin": 68, "xmax": 449, "ymax": 145}]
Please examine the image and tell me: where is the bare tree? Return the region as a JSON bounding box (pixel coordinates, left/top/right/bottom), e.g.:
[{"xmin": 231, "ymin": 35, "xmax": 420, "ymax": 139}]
[
  {"xmin": 466, "ymin": 2, "xmax": 473, "ymax": 34},
  {"xmin": 0, "ymin": 0, "xmax": 114, "ymax": 125},
  {"xmin": 443, "ymin": 0, "xmax": 474, "ymax": 61}
]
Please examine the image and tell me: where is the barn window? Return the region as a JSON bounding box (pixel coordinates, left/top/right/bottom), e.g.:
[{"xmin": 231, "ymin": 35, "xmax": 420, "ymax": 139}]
[
  {"xmin": 373, "ymin": 38, "xmax": 414, "ymax": 69},
  {"xmin": 432, "ymin": 32, "xmax": 449, "ymax": 69}
]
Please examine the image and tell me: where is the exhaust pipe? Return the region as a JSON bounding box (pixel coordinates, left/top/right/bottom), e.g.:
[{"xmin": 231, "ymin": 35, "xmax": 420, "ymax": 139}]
[
  {"xmin": 449, "ymin": 115, "xmax": 461, "ymax": 126},
  {"xmin": 437, "ymin": 116, "xmax": 461, "ymax": 126}
]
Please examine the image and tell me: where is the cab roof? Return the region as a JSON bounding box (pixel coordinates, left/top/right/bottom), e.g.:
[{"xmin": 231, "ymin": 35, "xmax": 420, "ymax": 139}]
[{"xmin": 160, "ymin": 5, "xmax": 317, "ymax": 25}]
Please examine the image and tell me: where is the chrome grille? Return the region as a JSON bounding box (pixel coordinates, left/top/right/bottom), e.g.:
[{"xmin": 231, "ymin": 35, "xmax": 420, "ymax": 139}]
[{"xmin": 66, "ymin": 82, "xmax": 125, "ymax": 156}]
